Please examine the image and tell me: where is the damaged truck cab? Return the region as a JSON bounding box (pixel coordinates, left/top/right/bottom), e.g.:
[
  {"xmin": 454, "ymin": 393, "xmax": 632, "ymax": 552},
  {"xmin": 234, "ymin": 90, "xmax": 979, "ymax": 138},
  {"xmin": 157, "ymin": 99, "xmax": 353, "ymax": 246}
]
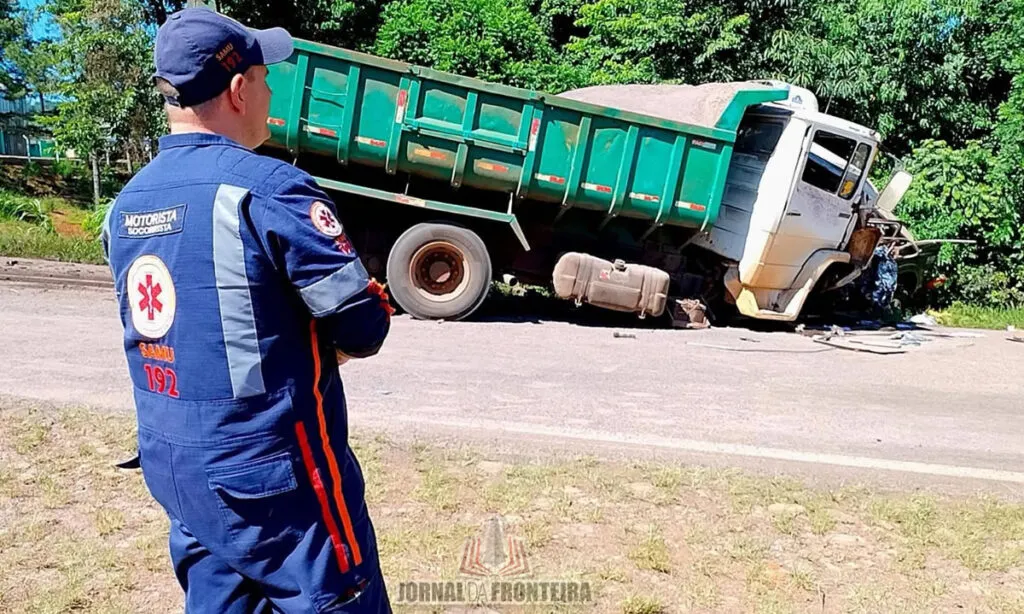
[{"xmin": 696, "ymin": 83, "xmax": 898, "ymax": 320}]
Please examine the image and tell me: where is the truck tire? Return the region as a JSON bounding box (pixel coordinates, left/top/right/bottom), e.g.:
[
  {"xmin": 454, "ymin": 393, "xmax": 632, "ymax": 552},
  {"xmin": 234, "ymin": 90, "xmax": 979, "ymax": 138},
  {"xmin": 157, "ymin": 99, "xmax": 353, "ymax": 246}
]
[{"xmin": 386, "ymin": 222, "xmax": 492, "ymax": 320}]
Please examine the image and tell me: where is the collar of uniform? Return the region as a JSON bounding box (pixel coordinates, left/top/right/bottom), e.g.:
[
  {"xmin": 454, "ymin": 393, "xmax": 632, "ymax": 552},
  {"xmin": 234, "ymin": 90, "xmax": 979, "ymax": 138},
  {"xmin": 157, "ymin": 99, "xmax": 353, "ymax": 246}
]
[{"xmin": 158, "ymin": 132, "xmax": 250, "ymax": 151}]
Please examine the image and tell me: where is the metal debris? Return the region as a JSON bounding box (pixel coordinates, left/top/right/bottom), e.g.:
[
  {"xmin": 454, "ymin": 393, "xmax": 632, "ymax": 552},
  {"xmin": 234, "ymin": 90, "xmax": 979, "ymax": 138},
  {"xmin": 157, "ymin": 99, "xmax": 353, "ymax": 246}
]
[
  {"xmin": 1009, "ymin": 326, "xmax": 1024, "ymax": 344},
  {"xmin": 687, "ymin": 342, "xmax": 834, "ymax": 354},
  {"xmin": 669, "ymin": 298, "xmax": 711, "ymax": 329},
  {"xmin": 908, "ymin": 313, "xmax": 938, "ymax": 327},
  {"xmin": 812, "ymin": 337, "xmax": 907, "ymax": 354}
]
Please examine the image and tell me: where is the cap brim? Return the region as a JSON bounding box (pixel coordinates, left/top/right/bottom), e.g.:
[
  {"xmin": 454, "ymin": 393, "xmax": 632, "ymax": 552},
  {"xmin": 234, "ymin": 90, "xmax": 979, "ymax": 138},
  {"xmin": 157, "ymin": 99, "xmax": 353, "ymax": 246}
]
[{"xmin": 251, "ymin": 27, "xmax": 294, "ymax": 65}]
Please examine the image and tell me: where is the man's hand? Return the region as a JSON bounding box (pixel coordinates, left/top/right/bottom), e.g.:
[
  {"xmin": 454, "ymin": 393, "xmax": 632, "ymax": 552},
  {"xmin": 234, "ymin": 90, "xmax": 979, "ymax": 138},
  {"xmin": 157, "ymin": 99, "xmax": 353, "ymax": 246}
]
[
  {"xmin": 367, "ymin": 278, "xmax": 396, "ymax": 317},
  {"xmin": 334, "ymin": 279, "xmax": 392, "ymax": 368}
]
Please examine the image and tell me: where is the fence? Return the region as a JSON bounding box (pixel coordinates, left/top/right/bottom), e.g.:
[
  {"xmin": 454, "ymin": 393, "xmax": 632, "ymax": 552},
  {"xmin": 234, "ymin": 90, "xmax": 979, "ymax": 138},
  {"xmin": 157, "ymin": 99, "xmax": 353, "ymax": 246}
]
[
  {"xmin": 0, "ymin": 130, "xmax": 57, "ymax": 158},
  {"xmin": 0, "ymin": 93, "xmax": 59, "ymax": 158}
]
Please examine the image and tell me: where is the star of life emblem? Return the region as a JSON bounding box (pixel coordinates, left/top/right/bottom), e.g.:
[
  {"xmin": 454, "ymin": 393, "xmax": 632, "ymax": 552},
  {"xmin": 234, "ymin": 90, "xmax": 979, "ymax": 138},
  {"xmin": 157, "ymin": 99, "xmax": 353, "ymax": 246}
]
[
  {"xmin": 127, "ymin": 254, "xmax": 176, "ymax": 340},
  {"xmin": 310, "ymin": 201, "xmax": 343, "ymax": 237}
]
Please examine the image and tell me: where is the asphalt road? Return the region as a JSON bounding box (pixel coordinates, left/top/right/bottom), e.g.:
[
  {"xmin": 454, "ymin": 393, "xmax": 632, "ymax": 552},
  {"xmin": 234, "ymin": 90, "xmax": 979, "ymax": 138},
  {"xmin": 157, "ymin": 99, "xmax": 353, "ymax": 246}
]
[{"xmin": 2, "ymin": 275, "xmax": 1023, "ymax": 496}]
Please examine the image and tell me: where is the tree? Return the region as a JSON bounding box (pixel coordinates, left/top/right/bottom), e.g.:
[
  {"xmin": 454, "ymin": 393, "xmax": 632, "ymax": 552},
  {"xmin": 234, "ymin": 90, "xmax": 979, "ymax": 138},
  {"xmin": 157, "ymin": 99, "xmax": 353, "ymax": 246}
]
[
  {"xmin": 767, "ymin": 0, "xmax": 1014, "ymax": 156},
  {"xmin": 218, "ymin": 0, "xmax": 389, "ymax": 51},
  {"xmin": 373, "ymin": 0, "xmax": 583, "ymax": 90},
  {"xmin": 3, "ymin": 5, "xmax": 59, "ymax": 113},
  {"xmin": 896, "ymin": 139, "xmax": 1022, "ymax": 306},
  {"xmin": 40, "ymin": 0, "xmax": 162, "ymax": 204},
  {"xmin": 141, "ymin": 0, "xmax": 185, "ymax": 26},
  {"xmin": 0, "ymin": 0, "xmax": 24, "ymax": 92}
]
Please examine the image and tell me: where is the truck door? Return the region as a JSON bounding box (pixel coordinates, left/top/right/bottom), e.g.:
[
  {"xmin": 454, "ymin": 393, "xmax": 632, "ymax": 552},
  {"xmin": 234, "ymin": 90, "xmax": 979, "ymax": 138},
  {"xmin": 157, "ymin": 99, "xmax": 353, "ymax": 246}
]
[{"xmin": 777, "ymin": 129, "xmax": 872, "ymax": 258}]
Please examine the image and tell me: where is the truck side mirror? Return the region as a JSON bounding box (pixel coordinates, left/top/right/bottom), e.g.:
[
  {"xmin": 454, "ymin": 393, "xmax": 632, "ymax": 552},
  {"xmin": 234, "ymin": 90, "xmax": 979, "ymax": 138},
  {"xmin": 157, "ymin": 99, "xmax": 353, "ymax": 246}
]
[{"xmin": 875, "ymin": 170, "xmax": 913, "ymax": 214}]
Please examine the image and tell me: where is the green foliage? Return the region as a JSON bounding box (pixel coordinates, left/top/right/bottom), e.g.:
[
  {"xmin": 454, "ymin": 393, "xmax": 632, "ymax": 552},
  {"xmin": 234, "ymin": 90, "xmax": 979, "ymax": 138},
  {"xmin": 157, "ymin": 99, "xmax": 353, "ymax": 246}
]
[
  {"xmin": 896, "ymin": 140, "xmax": 1022, "ymax": 307},
  {"xmin": 3, "ymin": 3, "xmax": 58, "ymax": 107},
  {"xmin": 81, "ymin": 200, "xmax": 111, "ymax": 238},
  {"xmin": 373, "ymin": 0, "xmax": 584, "ymax": 90},
  {"xmin": 0, "ymin": 190, "xmax": 49, "ymax": 226},
  {"xmin": 38, "ymin": 0, "xmax": 162, "ymax": 187},
  {"xmin": 933, "ymin": 303, "xmax": 1024, "ymax": 330},
  {"xmin": 0, "ymin": 220, "xmax": 105, "ymax": 264},
  {"xmin": 0, "ymin": 0, "xmax": 23, "ymax": 92},
  {"xmin": 53, "ymin": 160, "xmax": 79, "ymax": 180},
  {"xmin": 218, "ymin": 0, "xmax": 387, "ymax": 51},
  {"xmin": 563, "ymin": 0, "xmax": 776, "ymax": 86},
  {"xmin": 767, "ymin": 0, "xmax": 1013, "ymax": 154}
]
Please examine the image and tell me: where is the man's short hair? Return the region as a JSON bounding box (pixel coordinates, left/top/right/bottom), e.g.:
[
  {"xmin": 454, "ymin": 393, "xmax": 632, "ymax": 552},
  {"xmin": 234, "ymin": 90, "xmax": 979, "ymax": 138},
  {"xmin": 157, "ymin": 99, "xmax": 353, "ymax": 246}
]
[
  {"xmin": 154, "ymin": 77, "xmax": 181, "ymax": 100},
  {"xmin": 155, "ymin": 77, "xmax": 216, "ymax": 113}
]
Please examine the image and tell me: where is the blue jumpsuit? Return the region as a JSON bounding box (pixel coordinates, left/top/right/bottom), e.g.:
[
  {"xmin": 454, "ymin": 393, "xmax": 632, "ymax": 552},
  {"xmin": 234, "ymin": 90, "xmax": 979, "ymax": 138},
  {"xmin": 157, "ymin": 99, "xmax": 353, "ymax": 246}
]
[{"xmin": 102, "ymin": 132, "xmax": 392, "ymax": 613}]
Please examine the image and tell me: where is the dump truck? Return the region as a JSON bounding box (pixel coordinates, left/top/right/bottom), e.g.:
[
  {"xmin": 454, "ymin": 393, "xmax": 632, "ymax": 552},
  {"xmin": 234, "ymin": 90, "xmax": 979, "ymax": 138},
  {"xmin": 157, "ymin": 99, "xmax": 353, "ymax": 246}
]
[{"xmin": 261, "ymin": 39, "xmax": 916, "ymax": 322}]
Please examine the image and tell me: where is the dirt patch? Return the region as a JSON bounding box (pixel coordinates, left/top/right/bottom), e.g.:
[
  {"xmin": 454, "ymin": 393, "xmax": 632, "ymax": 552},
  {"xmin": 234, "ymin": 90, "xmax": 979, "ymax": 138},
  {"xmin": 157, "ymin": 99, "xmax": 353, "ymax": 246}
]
[
  {"xmin": 2, "ymin": 403, "xmax": 1024, "ymax": 613},
  {"xmin": 49, "ymin": 209, "xmax": 89, "ymax": 238}
]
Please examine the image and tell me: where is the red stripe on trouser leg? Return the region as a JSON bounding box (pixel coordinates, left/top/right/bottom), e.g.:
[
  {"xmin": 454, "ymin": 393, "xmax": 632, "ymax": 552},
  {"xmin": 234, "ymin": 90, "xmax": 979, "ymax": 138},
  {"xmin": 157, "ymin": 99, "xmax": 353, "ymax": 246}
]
[
  {"xmin": 309, "ymin": 322, "xmax": 364, "ymax": 566},
  {"xmin": 295, "ymin": 421, "xmax": 351, "ymax": 574}
]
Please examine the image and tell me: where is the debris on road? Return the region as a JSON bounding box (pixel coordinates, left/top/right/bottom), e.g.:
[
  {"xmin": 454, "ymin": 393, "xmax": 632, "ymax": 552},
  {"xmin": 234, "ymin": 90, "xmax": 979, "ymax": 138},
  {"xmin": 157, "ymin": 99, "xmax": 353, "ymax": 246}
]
[
  {"xmin": 669, "ymin": 298, "xmax": 711, "ymax": 329},
  {"xmin": 687, "ymin": 341, "xmax": 835, "ymax": 354},
  {"xmin": 613, "ymin": 331, "xmax": 637, "ymax": 339},
  {"xmin": 812, "ymin": 336, "xmax": 908, "ymax": 355},
  {"xmin": 908, "ymin": 313, "xmax": 938, "ymax": 327},
  {"xmin": 810, "ymin": 325, "xmax": 912, "ymax": 354},
  {"xmin": 1009, "ymin": 326, "xmax": 1024, "ymax": 344}
]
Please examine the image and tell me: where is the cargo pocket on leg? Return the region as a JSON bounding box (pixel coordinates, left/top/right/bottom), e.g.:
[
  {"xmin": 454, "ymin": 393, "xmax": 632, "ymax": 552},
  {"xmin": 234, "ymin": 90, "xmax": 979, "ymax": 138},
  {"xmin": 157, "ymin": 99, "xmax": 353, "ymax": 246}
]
[{"xmin": 206, "ymin": 453, "xmax": 302, "ymax": 556}]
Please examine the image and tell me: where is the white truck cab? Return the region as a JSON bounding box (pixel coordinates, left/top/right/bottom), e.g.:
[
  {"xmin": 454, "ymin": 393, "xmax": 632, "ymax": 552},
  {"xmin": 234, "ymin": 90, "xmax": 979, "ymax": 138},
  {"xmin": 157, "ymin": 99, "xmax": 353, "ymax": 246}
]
[{"xmin": 692, "ymin": 82, "xmax": 905, "ymax": 320}]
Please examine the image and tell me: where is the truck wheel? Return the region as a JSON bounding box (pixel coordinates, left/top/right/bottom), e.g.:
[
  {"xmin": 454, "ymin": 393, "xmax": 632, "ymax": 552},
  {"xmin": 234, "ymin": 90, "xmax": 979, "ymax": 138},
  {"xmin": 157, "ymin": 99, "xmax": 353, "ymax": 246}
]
[{"xmin": 386, "ymin": 223, "xmax": 492, "ymax": 320}]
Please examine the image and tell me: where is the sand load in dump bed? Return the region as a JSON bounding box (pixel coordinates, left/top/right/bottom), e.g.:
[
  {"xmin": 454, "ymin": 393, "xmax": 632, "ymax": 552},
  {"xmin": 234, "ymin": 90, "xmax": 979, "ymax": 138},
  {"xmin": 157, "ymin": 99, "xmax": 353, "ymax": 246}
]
[{"xmin": 556, "ymin": 82, "xmax": 776, "ymax": 130}]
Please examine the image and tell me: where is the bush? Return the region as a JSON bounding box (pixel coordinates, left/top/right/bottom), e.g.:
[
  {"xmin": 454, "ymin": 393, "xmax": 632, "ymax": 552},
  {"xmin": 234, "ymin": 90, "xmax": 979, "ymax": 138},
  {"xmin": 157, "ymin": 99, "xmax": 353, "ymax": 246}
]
[
  {"xmin": 0, "ymin": 190, "xmax": 50, "ymax": 227},
  {"xmin": 895, "ymin": 140, "xmax": 1023, "ymax": 309},
  {"xmin": 81, "ymin": 200, "xmax": 112, "ymax": 238},
  {"xmin": 53, "ymin": 159, "xmax": 81, "ymax": 179},
  {"xmin": 22, "ymin": 161, "xmax": 42, "ymax": 178},
  {"xmin": 948, "ymin": 264, "xmax": 1024, "ymax": 308}
]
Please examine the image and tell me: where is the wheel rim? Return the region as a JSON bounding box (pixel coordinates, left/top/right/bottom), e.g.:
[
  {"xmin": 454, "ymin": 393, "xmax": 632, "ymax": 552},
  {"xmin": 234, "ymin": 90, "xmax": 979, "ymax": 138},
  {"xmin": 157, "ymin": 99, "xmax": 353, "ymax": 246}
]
[{"xmin": 409, "ymin": 241, "xmax": 470, "ymax": 302}]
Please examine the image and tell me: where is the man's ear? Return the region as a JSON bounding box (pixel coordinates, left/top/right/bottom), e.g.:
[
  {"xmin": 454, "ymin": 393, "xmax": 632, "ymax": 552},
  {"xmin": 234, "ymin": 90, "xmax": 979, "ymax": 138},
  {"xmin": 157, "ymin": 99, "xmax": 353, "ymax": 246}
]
[{"xmin": 227, "ymin": 73, "xmax": 247, "ymax": 112}]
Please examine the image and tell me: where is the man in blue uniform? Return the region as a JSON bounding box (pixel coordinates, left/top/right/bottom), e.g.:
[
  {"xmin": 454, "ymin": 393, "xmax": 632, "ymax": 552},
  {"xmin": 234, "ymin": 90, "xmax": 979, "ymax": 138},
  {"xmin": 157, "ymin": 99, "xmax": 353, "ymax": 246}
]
[{"xmin": 101, "ymin": 8, "xmax": 394, "ymax": 612}]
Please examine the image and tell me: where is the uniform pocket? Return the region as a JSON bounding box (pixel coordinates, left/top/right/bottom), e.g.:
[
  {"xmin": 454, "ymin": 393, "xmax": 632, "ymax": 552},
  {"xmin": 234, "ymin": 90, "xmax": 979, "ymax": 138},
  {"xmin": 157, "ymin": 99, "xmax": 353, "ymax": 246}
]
[
  {"xmin": 137, "ymin": 427, "xmax": 182, "ymax": 520},
  {"xmin": 206, "ymin": 453, "xmax": 303, "ymax": 557}
]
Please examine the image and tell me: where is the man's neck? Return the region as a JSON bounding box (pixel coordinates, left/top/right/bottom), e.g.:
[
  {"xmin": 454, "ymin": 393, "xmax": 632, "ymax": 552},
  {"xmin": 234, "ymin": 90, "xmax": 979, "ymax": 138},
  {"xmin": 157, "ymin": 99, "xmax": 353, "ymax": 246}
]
[{"xmin": 167, "ymin": 117, "xmax": 251, "ymax": 149}]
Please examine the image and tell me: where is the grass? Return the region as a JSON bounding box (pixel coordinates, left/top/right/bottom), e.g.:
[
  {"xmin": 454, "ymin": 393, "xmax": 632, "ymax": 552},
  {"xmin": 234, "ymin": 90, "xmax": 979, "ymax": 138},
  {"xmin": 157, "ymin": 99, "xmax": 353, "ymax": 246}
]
[
  {"xmin": 627, "ymin": 526, "xmax": 671, "ymax": 573},
  {"xmin": 0, "ymin": 189, "xmax": 105, "ymax": 264},
  {"xmin": 0, "ymin": 219, "xmax": 105, "ymax": 264},
  {"xmin": 4, "ymin": 401, "xmax": 1024, "ymax": 613},
  {"xmin": 870, "ymin": 495, "xmax": 1024, "ymax": 572},
  {"xmin": 932, "ymin": 303, "xmax": 1024, "ymax": 330},
  {"xmin": 0, "ymin": 190, "xmax": 50, "ymax": 225},
  {"xmin": 620, "ymin": 595, "xmax": 664, "ymax": 614}
]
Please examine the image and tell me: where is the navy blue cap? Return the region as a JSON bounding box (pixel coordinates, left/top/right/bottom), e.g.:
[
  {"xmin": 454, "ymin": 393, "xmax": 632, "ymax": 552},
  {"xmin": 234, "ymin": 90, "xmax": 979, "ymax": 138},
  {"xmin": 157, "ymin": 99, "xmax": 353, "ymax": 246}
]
[{"xmin": 154, "ymin": 8, "xmax": 294, "ymax": 107}]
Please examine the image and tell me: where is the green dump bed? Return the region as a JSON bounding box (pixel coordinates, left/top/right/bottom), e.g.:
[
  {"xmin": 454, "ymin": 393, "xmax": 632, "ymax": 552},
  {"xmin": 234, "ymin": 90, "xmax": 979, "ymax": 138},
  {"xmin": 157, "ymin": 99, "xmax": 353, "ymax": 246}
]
[{"xmin": 265, "ymin": 39, "xmax": 789, "ymax": 231}]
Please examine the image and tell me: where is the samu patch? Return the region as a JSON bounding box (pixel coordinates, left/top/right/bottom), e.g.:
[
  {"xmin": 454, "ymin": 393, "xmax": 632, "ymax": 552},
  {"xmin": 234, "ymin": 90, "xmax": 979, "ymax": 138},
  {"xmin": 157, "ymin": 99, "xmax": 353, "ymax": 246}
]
[
  {"xmin": 309, "ymin": 201, "xmax": 343, "ymax": 237},
  {"xmin": 119, "ymin": 204, "xmax": 187, "ymax": 238}
]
